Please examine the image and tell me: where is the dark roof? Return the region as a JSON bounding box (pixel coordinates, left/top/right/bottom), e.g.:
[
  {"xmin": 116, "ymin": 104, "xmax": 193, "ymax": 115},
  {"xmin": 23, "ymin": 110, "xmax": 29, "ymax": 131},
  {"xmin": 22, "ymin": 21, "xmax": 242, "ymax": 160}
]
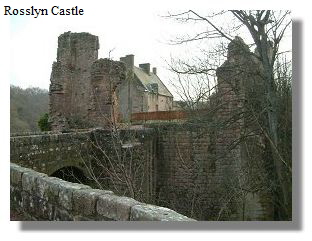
[{"xmin": 133, "ymin": 66, "xmax": 173, "ymax": 97}]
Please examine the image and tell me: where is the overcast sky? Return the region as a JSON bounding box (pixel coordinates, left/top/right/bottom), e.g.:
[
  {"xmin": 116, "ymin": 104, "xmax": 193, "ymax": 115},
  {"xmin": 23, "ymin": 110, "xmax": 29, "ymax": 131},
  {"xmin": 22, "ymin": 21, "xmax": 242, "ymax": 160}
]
[
  {"xmin": 8, "ymin": 1, "xmax": 291, "ymax": 100},
  {"xmin": 9, "ymin": 0, "xmax": 193, "ymax": 95}
]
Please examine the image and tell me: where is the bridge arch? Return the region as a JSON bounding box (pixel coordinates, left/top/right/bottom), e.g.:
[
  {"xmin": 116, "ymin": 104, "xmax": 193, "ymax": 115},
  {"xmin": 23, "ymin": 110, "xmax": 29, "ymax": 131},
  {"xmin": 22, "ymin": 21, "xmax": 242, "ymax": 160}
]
[{"xmin": 49, "ymin": 165, "xmax": 88, "ymax": 185}]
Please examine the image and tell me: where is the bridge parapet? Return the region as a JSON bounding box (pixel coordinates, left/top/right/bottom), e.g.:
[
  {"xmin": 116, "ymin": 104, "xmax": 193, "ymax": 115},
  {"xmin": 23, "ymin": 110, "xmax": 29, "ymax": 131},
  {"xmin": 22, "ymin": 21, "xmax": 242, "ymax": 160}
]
[
  {"xmin": 10, "ymin": 163, "xmax": 195, "ymax": 221},
  {"xmin": 10, "ymin": 130, "xmax": 92, "ymax": 175}
]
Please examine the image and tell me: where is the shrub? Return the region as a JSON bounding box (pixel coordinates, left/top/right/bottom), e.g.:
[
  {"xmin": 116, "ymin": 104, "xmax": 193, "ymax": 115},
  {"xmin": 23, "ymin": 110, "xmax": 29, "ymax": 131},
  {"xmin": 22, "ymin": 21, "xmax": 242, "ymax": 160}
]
[{"xmin": 38, "ymin": 113, "xmax": 51, "ymax": 131}]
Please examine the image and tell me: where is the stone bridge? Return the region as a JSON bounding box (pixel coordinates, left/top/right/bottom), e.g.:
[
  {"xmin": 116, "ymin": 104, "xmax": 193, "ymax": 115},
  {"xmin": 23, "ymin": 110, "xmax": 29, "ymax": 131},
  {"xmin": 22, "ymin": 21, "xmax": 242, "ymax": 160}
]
[
  {"xmin": 10, "ymin": 36, "xmax": 275, "ymax": 221},
  {"xmin": 10, "ymin": 124, "xmax": 272, "ymax": 221},
  {"xmin": 10, "ymin": 128, "xmax": 157, "ymax": 196},
  {"xmin": 11, "ymin": 130, "xmax": 115, "ymax": 180},
  {"xmin": 10, "ymin": 163, "xmax": 194, "ymax": 221}
]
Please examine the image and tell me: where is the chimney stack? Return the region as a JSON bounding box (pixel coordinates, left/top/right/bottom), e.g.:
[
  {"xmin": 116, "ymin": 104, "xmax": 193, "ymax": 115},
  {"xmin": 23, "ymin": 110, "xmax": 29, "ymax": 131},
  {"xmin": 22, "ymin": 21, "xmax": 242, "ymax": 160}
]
[
  {"xmin": 152, "ymin": 67, "xmax": 157, "ymax": 75},
  {"xmin": 120, "ymin": 54, "xmax": 134, "ymax": 68},
  {"xmin": 139, "ymin": 63, "xmax": 150, "ymax": 74}
]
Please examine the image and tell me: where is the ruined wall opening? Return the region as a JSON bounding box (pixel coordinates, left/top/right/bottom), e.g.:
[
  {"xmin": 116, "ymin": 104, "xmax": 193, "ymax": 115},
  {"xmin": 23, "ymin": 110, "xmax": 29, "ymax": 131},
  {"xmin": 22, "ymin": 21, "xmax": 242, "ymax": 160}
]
[{"xmin": 50, "ymin": 166, "xmax": 87, "ymax": 185}]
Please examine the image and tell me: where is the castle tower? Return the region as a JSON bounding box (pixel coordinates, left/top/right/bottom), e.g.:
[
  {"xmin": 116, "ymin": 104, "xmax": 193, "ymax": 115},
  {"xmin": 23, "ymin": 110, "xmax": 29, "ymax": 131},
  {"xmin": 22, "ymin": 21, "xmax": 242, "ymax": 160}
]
[
  {"xmin": 49, "ymin": 32, "xmax": 126, "ymax": 131},
  {"xmin": 49, "ymin": 32, "xmax": 99, "ymax": 130}
]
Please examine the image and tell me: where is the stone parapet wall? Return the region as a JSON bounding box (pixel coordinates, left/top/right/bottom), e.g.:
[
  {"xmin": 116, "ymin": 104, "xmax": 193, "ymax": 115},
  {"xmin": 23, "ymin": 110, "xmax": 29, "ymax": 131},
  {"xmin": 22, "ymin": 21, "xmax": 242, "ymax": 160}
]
[
  {"xmin": 10, "ymin": 130, "xmax": 92, "ymax": 175},
  {"xmin": 10, "ymin": 163, "xmax": 194, "ymax": 221},
  {"xmin": 10, "ymin": 128, "xmax": 158, "ymax": 204}
]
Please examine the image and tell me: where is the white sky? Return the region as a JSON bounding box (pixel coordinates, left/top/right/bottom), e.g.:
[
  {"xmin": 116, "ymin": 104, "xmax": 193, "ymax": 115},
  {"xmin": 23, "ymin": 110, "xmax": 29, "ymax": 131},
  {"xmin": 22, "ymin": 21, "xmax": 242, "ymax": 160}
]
[{"xmin": 8, "ymin": 0, "xmax": 199, "ymax": 95}]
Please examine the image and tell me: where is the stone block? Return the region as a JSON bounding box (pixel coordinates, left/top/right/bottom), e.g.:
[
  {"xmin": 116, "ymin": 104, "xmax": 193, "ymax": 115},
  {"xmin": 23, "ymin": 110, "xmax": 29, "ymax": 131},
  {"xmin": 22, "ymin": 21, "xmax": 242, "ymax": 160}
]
[
  {"xmin": 96, "ymin": 194, "xmax": 119, "ymax": 220},
  {"xmin": 72, "ymin": 189, "xmax": 113, "ymax": 216},
  {"xmin": 115, "ymin": 196, "xmax": 141, "ymax": 221},
  {"xmin": 58, "ymin": 181, "xmax": 90, "ymax": 211},
  {"xmin": 130, "ymin": 204, "xmax": 195, "ymax": 221},
  {"xmin": 53, "ymin": 207, "xmax": 73, "ymax": 221},
  {"xmin": 21, "ymin": 191, "xmax": 39, "ymax": 216},
  {"xmin": 10, "ymin": 186, "xmax": 22, "ymax": 210},
  {"xmin": 35, "ymin": 176, "xmax": 60, "ymax": 203},
  {"xmin": 37, "ymin": 198, "xmax": 54, "ymax": 220},
  {"xmin": 22, "ymin": 171, "xmax": 47, "ymax": 193},
  {"xmin": 10, "ymin": 167, "xmax": 23, "ymax": 187},
  {"xmin": 96, "ymin": 195, "xmax": 140, "ymax": 221}
]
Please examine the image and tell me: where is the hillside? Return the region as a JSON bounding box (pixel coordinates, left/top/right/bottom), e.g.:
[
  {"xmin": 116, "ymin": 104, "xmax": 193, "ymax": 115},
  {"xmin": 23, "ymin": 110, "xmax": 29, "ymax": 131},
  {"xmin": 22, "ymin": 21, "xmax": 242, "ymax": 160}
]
[{"xmin": 10, "ymin": 85, "xmax": 49, "ymax": 133}]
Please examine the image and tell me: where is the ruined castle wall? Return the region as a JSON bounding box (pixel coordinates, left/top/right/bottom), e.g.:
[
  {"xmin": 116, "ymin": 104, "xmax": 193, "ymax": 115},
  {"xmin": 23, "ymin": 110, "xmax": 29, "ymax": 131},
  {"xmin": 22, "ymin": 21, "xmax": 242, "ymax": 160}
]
[
  {"xmin": 145, "ymin": 38, "xmax": 272, "ymax": 221},
  {"xmin": 214, "ymin": 49, "xmax": 247, "ymax": 220},
  {"xmin": 88, "ymin": 59, "xmax": 126, "ymax": 127},
  {"xmin": 152, "ymin": 124, "xmax": 217, "ymax": 220},
  {"xmin": 50, "ymin": 32, "xmax": 99, "ymax": 130},
  {"xmin": 49, "ymin": 32, "xmax": 127, "ymax": 130},
  {"xmin": 10, "ymin": 163, "xmax": 194, "ymax": 221},
  {"xmin": 151, "ymin": 123, "xmax": 268, "ymax": 221},
  {"xmin": 213, "ymin": 37, "xmax": 272, "ymax": 220}
]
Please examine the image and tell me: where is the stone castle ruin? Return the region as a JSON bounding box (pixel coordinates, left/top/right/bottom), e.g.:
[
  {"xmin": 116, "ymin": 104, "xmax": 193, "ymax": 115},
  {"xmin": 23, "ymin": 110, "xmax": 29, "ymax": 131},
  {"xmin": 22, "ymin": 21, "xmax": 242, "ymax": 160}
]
[
  {"xmin": 10, "ymin": 32, "xmax": 275, "ymax": 221},
  {"xmin": 49, "ymin": 32, "xmax": 126, "ymax": 130},
  {"xmin": 49, "ymin": 32, "xmax": 173, "ymax": 131}
]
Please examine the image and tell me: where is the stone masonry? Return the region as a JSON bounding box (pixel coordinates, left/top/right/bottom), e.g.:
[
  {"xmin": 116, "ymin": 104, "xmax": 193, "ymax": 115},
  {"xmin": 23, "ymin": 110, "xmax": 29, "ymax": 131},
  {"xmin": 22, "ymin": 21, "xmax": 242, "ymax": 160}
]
[
  {"xmin": 214, "ymin": 37, "xmax": 272, "ymax": 220},
  {"xmin": 11, "ymin": 35, "xmax": 274, "ymax": 221},
  {"xmin": 10, "ymin": 163, "xmax": 194, "ymax": 221},
  {"xmin": 49, "ymin": 32, "xmax": 126, "ymax": 131},
  {"xmin": 88, "ymin": 59, "xmax": 126, "ymax": 127}
]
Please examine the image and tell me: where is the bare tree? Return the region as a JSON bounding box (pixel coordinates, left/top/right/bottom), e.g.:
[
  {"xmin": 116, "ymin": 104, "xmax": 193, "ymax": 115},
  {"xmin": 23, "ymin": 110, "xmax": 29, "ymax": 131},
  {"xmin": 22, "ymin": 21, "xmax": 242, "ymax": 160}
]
[
  {"xmin": 61, "ymin": 57, "xmax": 153, "ymax": 203},
  {"xmin": 165, "ymin": 10, "xmax": 292, "ymax": 220}
]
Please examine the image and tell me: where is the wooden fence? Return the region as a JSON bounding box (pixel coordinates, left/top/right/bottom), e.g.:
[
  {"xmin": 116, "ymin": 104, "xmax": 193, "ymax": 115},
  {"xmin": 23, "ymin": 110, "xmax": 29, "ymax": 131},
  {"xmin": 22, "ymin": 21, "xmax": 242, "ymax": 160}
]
[{"xmin": 131, "ymin": 110, "xmax": 188, "ymax": 121}]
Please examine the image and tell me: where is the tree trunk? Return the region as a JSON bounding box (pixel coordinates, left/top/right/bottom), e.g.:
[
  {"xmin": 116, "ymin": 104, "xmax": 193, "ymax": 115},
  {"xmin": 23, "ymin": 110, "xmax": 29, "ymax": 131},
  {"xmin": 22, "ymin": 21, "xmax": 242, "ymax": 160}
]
[{"xmin": 259, "ymin": 37, "xmax": 290, "ymax": 219}]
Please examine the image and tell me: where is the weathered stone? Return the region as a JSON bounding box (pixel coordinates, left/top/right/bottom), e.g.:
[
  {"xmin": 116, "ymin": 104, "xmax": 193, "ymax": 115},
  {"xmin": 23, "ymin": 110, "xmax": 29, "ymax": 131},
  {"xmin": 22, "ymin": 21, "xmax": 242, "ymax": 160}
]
[
  {"xmin": 96, "ymin": 194, "xmax": 119, "ymax": 220},
  {"xmin": 37, "ymin": 199, "xmax": 54, "ymax": 220},
  {"xmin": 97, "ymin": 195, "xmax": 140, "ymax": 221},
  {"xmin": 10, "ymin": 186, "xmax": 22, "ymax": 209},
  {"xmin": 88, "ymin": 58, "xmax": 126, "ymax": 127},
  {"xmin": 22, "ymin": 170, "xmax": 47, "ymax": 193},
  {"xmin": 72, "ymin": 189, "xmax": 113, "ymax": 216},
  {"xmin": 21, "ymin": 191, "xmax": 40, "ymax": 216},
  {"xmin": 115, "ymin": 196, "xmax": 141, "ymax": 221},
  {"xmin": 96, "ymin": 194, "xmax": 140, "ymax": 221},
  {"xmin": 10, "ymin": 164, "xmax": 23, "ymax": 187},
  {"xmin": 49, "ymin": 32, "xmax": 99, "ymax": 131},
  {"xmin": 10, "ymin": 33, "xmax": 276, "ymax": 222},
  {"xmin": 49, "ymin": 31, "xmax": 127, "ymax": 130},
  {"xmin": 130, "ymin": 204, "xmax": 195, "ymax": 221},
  {"xmin": 35, "ymin": 176, "xmax": 61, "ymax": 203},
  {"xmin": 11, "ymin": 163, "xmax": 195, "ymax": 221},
  {"xmin": 58, "ymin": 181, "xmax": 90, "ymax": 210},
  {"xmin": 53, "ymin": 207, "xmax": 73, "ymax": 221}
]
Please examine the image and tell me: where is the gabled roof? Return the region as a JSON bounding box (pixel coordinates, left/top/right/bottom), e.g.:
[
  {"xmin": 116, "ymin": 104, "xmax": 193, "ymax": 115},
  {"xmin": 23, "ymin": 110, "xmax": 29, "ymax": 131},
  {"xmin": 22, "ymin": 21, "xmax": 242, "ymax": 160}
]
[{"xmin": 133, "ymin": 66, "xmax": 173, "ymax": 98}]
